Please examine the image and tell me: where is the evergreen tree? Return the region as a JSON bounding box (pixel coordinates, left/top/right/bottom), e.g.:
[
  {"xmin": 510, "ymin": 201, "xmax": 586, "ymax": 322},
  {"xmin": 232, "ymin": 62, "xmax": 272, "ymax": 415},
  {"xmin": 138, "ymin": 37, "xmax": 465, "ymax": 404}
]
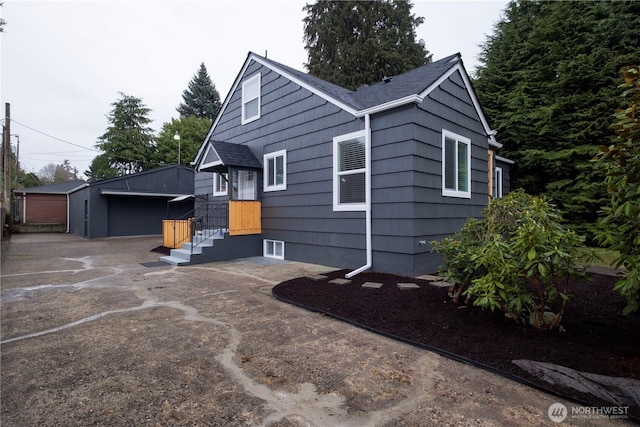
[
  {"xmin": 20, "ymin": 172, "xmax": 40, "ymax": 188},
  {"xmin": 85, "ymin": 153, "xmax": 118, "ymax": 182},
  {"xmin": 0, "ymin": 2, "xmax": 6, "ymax": 33},
  {"xmin": 303, "ymin": 0, "xmax": 431, "ymax": 90},
  {"xmin": 474, "ymin": 0, "xmax": 640, "ymax": 240},
  {"xmin": 96, "ymin": 92, "xmax": 155, "ymax": 175},
  {"xmin": 154, "ymin": 116, "xmax": 212, "ymax": 166},
  {"xmin": 176, "ymin": 63, "xmax": 221, "ymax": 120}
]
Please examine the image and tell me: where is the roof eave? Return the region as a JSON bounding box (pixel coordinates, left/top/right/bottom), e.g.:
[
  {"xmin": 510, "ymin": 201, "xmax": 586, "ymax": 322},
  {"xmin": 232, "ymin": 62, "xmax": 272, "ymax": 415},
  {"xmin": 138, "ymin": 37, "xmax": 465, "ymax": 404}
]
[
  {"xmin": 355, "ymin": 94, "xmax": 424, "ymax": 117},
  {"xmin": 495, "ymin": 155, "xmax": 515, "ymax": 165}
]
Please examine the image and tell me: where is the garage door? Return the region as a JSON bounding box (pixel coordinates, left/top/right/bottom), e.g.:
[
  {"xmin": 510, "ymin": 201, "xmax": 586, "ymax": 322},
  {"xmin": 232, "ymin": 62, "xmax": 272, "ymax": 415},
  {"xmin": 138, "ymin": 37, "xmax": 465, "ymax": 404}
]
[{"xmin": 107, "ymin": 196, "xmax": 168, "ymax": 236}]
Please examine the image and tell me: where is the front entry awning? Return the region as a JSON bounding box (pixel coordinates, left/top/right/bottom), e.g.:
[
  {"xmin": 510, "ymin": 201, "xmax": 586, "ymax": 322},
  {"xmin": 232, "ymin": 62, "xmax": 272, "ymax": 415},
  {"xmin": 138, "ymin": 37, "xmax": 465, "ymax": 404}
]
[{"xmin": 199, "ymin": 141, "xmax": 262, "ymax": 173}]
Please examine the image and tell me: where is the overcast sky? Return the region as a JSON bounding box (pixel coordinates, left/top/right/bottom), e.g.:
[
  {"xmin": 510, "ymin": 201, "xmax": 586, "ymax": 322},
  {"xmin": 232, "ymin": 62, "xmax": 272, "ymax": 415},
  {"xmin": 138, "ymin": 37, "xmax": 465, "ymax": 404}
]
[{"xmin": 0, "ymin": 0, "xmax": 507, "ymax": 179}]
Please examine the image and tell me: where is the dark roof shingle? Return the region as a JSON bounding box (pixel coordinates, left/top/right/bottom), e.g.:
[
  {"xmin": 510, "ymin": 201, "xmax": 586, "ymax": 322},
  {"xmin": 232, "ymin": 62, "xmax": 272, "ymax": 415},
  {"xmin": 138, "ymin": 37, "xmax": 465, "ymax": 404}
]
[
  {"xmin": 211, "ymin": 141, "xmax": 262, "ymax": 169},
  {"xmin": 256, "ymin": 53, "xmax": 461, "ymax": 111},
  {"xmin": 14, "ymin": 180, "xmax": 87, "ymax": 194}
]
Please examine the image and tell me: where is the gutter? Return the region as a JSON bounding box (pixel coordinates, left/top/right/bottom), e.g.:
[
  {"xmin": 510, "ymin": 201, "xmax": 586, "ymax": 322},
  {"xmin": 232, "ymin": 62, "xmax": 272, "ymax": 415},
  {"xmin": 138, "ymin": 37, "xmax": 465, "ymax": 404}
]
[
  {"xmin": 346, "ymin": 114, "xmax": 372, "ymax": 278},
  {"xmin": 495, "ymin": 155, "xmax": 515, "ymax": 164},
  {"xmin": 355, "ymin": 95, "xmax": 423, "ymax": 118}
]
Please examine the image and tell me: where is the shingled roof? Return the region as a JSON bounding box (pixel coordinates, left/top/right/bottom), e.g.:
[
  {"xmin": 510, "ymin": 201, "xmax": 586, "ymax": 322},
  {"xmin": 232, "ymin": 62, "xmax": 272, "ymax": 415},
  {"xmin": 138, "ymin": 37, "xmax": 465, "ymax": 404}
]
[
  {"xmin": 199, "ymin": 141, "xmax": 263, "ymax": 173},
  {"xmin": 14, "ymin": 180, "xmax": 87, "ymax": 194},
  {"xmin": 195, "ymin": 51, "xmax": 489, "ymax": 168},
  {"xmin": 257, "ymin": 53, "xmax": 461, "ymax": 111}
]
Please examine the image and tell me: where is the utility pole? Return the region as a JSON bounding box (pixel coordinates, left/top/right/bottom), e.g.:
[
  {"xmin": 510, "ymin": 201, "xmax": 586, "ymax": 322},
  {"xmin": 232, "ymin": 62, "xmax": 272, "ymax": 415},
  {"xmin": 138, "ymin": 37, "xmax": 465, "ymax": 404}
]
[
  {"xmin": 2, "ymin": 103, "xmax": 11, "ymax": 234},
  {"xmin": 13, "ymin": 134, "xmax": 19, "ymax": 187}
]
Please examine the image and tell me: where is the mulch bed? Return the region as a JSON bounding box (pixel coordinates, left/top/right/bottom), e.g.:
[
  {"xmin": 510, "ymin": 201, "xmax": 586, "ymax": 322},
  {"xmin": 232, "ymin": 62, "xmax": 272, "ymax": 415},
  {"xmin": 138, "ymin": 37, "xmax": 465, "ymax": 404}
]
[
  {"xmin": 150, "ymin": 246, "xmax": 171, "ymax": 255},
  {"xmin": 273, "ymin": 270, "xmax": 640, "ymax": 419}
]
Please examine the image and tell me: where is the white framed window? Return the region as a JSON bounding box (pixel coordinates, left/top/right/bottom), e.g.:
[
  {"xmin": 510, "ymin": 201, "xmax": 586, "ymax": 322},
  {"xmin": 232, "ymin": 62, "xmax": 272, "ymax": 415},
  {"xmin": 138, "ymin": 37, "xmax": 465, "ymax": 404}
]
[
  {"xmin": 442, "ymin": 129, "xmax": 471, "ymax": 198},
  {"xmin": 263, "ymin": 239, "xmax": 284, "ymax": 260},
  {"xmin": 242, "ymin": 73, "xmax": 261, "ymax": 124},
  {"xmin": 494, "ymin": 167, "xmax": 503, "ymax": 198},
  {"xmin": 213, "ymin": 172, "xmax": 228, "ymax": 196},
  {"xmin": 264, "ymin": 150, "xmax": 287, "ymax": 192},
  {"xmin": 333, "ymin": 130, "xmax": 367, "ymax": 211}
]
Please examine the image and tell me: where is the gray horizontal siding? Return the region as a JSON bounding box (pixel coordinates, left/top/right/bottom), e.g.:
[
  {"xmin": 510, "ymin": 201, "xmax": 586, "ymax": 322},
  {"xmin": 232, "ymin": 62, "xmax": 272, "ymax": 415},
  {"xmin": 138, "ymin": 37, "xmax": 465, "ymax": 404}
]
[
  {"xmin": 194, "ymin": 171, "xmax": 213, "ymax": 197},
  {"xmin": 364, "ymin": 69, "xmax": 489, "ymax": 275},
  {"xmin": 209, "ymin": 59, "xmax": 368, "ymax": 269},
  {"xmin": 199, "ymin": 60, "xmax": 495, "ymax": 276}
]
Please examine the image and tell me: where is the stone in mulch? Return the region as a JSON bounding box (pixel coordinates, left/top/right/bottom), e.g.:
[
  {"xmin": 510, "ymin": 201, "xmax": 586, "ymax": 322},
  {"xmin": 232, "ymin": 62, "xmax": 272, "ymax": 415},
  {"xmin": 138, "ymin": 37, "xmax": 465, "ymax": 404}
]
[
  {"xmin": 306, "ymin": 274, "xmax": 328, "ymax": 281},
  {"xmin": 430, "ymin": 281, "xmax": 452, "ymax": 288},
  {"xmin": 397, "ymin": 282, "xmax": 420, "ymax": 290},
  {"xmin": 417, "ymin": 274, "xmax": 441, "ymax": 281},
  {"xmin": 329, "ymin": 278, "xmax": 351, "ymax": 285},
  {"xmin": 361, "ymin": 282, "xmax": 383, "ymax": 289}
]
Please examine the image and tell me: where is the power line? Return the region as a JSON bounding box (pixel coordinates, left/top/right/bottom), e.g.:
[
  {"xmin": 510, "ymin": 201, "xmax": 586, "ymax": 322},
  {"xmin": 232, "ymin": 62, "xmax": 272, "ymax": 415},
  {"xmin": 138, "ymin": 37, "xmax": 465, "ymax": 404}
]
[
  {"xmin": 9, "ymin": 118, "xmax": 101, "ymax": 153},
  {"xmin": 8, "ymin": 118, "xmax": 160, "ymax": 168}
]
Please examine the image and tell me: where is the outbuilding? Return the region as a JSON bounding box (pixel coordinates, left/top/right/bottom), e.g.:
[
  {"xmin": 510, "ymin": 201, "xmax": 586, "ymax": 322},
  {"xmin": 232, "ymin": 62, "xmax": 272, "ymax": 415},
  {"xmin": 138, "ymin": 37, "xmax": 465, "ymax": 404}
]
[
  {"xmin": 13, "ymin": 180, "xmax": 87, "ymax": 233},
  {"xmin": 68, "ymin": 165, "xmax": 194, "ymax": 238}
]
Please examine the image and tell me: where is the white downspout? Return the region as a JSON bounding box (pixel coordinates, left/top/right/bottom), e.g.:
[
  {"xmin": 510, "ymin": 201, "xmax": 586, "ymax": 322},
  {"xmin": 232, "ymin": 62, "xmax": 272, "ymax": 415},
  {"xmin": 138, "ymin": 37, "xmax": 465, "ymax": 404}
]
[
  {"xmin": 22, "ymin": 193, "xmax": 26, "ymax": 224},
  {"xmin": 66, "ymin": 194, "xmax": 70, "ymax": 233},
  {"xmin": 346, "ymin": 114, "xmax": 372, "ymax": 278}
]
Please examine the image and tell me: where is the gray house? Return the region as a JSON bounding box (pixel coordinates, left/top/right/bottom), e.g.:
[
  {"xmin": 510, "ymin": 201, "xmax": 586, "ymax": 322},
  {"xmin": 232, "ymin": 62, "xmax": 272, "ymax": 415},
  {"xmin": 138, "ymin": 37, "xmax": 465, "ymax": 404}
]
[
  {"xmin": 68, "ymin": 165, "xmax": 194, "ymax": 239},
  {"xmin": 171, "ymin": 52, "xmax": 512, "ymax": 276}
]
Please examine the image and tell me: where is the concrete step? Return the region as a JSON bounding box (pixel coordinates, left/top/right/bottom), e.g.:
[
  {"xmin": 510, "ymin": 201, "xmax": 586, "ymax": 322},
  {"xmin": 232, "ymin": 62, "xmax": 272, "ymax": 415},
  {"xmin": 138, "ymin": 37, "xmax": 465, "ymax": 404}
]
[
  {"xmin": 171, "ymin": 248, "xmax": 200, "ymax": 260},
  {"xmin": 159, "ymin": 255, "xmax": 191, "ymax": 266},
  {"xmin": 158, "ymin": 229, "xmax": 229, "ymax": 267}
]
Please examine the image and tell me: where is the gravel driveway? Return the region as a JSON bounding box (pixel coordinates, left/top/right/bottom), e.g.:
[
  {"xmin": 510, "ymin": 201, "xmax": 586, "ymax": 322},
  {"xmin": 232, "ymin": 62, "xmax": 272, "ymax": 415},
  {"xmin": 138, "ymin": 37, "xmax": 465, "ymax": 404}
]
[{"xmin": 1, "ymin": 233, "xmax": 628, "ymax": 426}]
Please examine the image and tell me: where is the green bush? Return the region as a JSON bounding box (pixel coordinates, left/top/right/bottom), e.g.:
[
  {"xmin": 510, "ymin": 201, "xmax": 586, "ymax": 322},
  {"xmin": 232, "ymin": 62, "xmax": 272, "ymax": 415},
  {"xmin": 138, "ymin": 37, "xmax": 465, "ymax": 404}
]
[
  {"xmin": 595, "ymin": 65, "xmax": 640, "ymax": 315},
  {"xmin": 432, "ymin": 190, "xmax": 593, "ymax": 330}
]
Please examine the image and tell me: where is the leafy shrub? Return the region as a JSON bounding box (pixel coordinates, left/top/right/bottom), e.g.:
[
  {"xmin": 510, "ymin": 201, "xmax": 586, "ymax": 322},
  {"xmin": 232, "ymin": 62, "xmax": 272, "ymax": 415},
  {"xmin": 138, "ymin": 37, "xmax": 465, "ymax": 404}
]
[
  {"xmin": 432, "ymin": 190, "xmax": 593, "ymax": 330},
  {"xmin": 595, "ymin": 65, "xmax": 640, "ymax": 315}
]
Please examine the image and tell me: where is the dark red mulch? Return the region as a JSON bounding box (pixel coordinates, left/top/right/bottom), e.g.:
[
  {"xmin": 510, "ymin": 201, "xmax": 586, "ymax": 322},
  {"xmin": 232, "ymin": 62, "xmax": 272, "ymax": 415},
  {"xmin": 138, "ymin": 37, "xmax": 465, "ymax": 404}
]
[
  {"xmin": 273, "ymin": 270, "xmax": 640, "ymax": 419},
  {"xmin": 150, "ymin": 246, "xmax": 171, "ymax": 255}
]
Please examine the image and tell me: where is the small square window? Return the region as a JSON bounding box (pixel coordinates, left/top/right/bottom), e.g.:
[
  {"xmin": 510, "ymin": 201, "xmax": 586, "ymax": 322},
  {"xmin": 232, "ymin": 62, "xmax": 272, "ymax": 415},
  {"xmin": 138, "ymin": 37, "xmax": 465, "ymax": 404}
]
[
  {"xmin": 264, "ymin": 150, "xmax": 287, "ymax": 192},
  {"xmin": 242, "ymin": 73, "xmax": 261, "ymax": 124},
  {"xmin": 264, "ymin": 239, "xmax": 284, "ymax": 260},
  {"xmin": 213, "ymin": 172, "xmax": 228, "ymax": 196}
]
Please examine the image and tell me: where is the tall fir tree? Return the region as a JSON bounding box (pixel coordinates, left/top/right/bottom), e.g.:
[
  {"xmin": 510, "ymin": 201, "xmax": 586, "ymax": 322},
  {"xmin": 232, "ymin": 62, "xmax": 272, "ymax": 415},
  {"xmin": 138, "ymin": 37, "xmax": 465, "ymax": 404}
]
[
  {"xmin": 303, "ymin": 0, "xmax": 431, "ymax": 90},
  {"xmin": 474, "ymin": 0, "xmax": 640, "ymax": 241},
  {"xmin": 85, "ymin": 153, "xmax": 118, "ymax": 182},
  {"xmin": 177, "ymin": 63, "xmax": 221, "ymax": 120},
  {"xmin": 96, "ymin": 92, "xmax": 155, "ymax": 175}
]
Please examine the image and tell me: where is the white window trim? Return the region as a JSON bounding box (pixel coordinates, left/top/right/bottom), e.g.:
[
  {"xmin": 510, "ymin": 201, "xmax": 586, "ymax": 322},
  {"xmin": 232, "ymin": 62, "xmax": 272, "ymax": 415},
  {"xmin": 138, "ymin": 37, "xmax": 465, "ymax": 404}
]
[
  {"xmin": 263, "ymin": 149, "xmax": 287, "ymax": 192},
  {"xmin": 263, "ymin": 239, "xmax": 285, "ymax": 260},
  {"xmin": 494, "ymin": 167, "xmax": 503, "ymax": 198},
  {"xmin": 441, "ymin": 129, "xmax": 472, "ymax": 199},
  {"xmin": 333, "ymin": 129, "xmax": 368, "ymax": 211},
  {"xmin": 241, "ymin": 73, "xmax": 261, "ymax": 124},
  {"xmin": 213, "ymin": 172, "xmax": 228, "ymax": 197}
]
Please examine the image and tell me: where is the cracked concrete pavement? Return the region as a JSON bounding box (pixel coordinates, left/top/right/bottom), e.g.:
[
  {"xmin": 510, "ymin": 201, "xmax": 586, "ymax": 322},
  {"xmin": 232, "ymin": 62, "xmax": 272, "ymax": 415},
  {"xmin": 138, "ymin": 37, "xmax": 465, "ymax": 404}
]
[{"xmin": 1, "ymin": 233, "xmax": 630, "ymax": 426}]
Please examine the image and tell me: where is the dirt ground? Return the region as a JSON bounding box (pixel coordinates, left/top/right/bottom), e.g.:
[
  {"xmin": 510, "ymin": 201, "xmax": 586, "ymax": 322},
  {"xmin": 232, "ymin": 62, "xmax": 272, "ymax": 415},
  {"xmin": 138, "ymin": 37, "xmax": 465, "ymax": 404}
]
[{"xmin": 1, "ymin": 233, "xmax": 632, "ymax": 426}]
